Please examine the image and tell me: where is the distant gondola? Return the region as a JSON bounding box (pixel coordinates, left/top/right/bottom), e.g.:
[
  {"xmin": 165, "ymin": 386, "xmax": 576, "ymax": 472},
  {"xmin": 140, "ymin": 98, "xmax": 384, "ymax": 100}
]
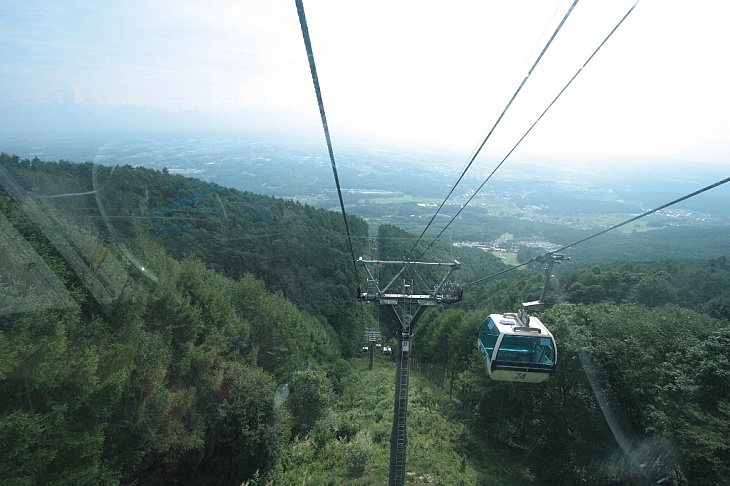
[{"xmin": 477, "ymin": 306, "xmax": 557, "ymax": 383}]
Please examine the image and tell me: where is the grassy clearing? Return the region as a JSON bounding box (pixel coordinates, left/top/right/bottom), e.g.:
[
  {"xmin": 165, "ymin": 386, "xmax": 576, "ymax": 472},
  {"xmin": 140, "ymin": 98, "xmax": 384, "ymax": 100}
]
[
  {"xmin": 491, "ymin": 251, "xmax": 520, "ymax": 267},
  {"xmin": 266, "ymin": 356, "xmax": 534, "ymax": 485}
]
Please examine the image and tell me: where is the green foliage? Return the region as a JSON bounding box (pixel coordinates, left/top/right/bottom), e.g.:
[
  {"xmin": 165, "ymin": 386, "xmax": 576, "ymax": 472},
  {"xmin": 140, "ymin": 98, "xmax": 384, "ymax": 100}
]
[
  {"xmin": 445, "ymin": 303, "xmax": 729, "ymax": 485},
  {"xmin": 287, "ymin": 369, "xmax": 335, "ymax": 437},
  {"xmin": 3, "ymin": 153, "xmax": 730, "ymax": 485},
  {"xmin": 647, "ymin": 326, "xmax": 730, "ymax": 483},
  {"xmin": 0, "ymin": 307, "xmax": 131, "ymax": 485},
  {"xmin": 217, "ymin": 364, "xmax": 290, "ymax": 479},
  {"xmin": 0, "ymin": 242, "xmax": 343, "ymax": 484},
  {"xmin": 414, "ymin": 308, "xmax": 476, "ymax": 398},
  {"xmin": 560, "ymin": 257, "xmax": 730, "ymax": 310},
  {"xmin": 265, "ymin": 360, "xmax": 524, "ymax": 485},
  {"xmin": 0, "ymin": 153, "xmax": 368, "ymax": 352}
]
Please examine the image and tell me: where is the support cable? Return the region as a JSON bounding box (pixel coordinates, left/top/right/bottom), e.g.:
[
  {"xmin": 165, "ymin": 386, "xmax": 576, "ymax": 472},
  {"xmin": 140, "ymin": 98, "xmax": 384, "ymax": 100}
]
[
  {"xmin": 406, "ymin": 0, "xmax": 581, "ymax": 261},
  {"xmin": 464, "ymin": 175, "xmax": 730, "ymax": 288},
  {"xmin": 458, "ymin": 0, "xmax": 568, "ymax": 184},
  {"xmin": 295, "ymin": 0, "xmax": 359, "ymax": 281},
  {"xmin": 416, "ymin": 0, "xmax": 642, "ymax": 260},
  {"xmin": 550, "ymin": 175, "xmax": 730, "ymax": 255}
]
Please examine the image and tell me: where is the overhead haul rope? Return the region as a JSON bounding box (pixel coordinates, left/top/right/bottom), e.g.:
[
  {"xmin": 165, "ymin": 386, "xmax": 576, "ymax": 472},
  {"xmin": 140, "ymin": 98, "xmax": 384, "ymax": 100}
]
[
  {"xmin": 456, "ymin": 0, "xmax": 568, "ymax": 189},
  {"xmin": 416, "ymin": 0, "xmax": 642, "ymax": 260},
  {"xmin": 464, "ymin": 175, "xmax": 730, "ymax": 288},
  {"xmin": 405, "ymin": 0, "xmax": 581, "ymax": 261},
  {"xmin": 295, "ymin": 0, "xmax": 359, "ymax": 281},
  {"xmin": 550, "ymin": 176, "xmax": 730, "ymax": 255}
]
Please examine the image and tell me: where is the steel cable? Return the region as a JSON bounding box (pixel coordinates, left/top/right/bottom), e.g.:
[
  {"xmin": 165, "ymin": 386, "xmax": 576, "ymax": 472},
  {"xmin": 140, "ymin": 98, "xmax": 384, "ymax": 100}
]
[{"xmin": 295, "ymin": 0, "xmax": 360, "ymax": 281}]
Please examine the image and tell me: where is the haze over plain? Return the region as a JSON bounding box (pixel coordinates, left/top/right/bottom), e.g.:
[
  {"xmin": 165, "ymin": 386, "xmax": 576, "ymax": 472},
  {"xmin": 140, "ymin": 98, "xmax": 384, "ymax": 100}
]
[{"xmin": 2, "ymin": 0, "xmax": 729, "ymax": 173}]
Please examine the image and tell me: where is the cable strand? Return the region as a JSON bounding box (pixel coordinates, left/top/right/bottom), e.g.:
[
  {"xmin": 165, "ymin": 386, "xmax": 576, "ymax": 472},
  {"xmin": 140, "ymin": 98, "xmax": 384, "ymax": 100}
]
[
  {"xmin": 464, "ymin": 174, "xmax": 730, "ymax": 288},
  {"xmin": 406, "ymin": 0, "xmax": 581, "ymax": 261},
  {"xmin": 295, "ymin": 0, "xmax": 360, "ymax": 281},
  {"xmin": 417, "ymin": 0, "xmax": 642, "ymax": 259}
]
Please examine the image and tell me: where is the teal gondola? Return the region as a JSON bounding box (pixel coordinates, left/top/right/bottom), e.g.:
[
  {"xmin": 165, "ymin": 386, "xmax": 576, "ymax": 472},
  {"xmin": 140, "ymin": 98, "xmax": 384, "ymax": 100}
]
[{"xmin": 477, "ymin": 309, "xmax": 557, "ymax": 383}]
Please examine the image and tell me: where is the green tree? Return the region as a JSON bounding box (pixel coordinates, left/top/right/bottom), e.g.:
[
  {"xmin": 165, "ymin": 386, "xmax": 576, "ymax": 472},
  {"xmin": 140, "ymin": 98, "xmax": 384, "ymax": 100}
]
[
  {"xmin": 216, "ymin": 364, "xmax": 290, "ymax": 480},
  {"xmin": 626, "ymin": 274, "xmax": 678, "ymax": 308},
  {"xmin": 287, "ymin": 369, "xmax": 335, "ymax": 437}
]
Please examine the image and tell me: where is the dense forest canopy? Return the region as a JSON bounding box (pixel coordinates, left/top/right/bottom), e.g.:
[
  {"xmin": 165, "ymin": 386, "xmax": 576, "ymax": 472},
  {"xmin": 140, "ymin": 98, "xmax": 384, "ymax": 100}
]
[{"xmin": 1, "ymin": 153, "xmax": 729, "ymax": 485}]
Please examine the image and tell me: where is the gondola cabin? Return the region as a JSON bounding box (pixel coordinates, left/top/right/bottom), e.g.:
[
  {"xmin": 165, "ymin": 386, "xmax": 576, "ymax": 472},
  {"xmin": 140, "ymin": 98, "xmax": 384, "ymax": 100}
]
[{"xmin": 478, "ymin": 311, "xmax": 557, "ymax": 383}]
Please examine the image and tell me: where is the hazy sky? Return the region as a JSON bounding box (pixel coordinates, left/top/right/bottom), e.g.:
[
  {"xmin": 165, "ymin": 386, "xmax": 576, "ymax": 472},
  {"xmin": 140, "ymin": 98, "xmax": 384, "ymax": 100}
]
[{"xmin": 1, "ymin": 0, "xmax": 729, "ymax": 165}]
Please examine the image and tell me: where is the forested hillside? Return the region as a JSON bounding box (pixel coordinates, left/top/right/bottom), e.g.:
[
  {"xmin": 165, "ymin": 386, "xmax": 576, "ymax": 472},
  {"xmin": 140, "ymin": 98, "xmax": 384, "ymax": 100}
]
[
  {"xmin": 0, "ymin": 153, "xmax": 368, "ymax": 483},
  {"xmin": 2, "ymin": 154, "xmax": 729, "ymax": 485}
]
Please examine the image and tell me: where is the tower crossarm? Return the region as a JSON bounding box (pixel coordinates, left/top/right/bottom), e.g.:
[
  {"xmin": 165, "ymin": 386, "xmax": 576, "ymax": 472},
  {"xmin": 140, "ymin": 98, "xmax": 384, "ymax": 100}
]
[
  {"xmin": 356, "ymin": 258, "xmax": 462, "ymax": 305},
  {"xmin": 355, "ymin": 257, "xmax": 463, "ymax": 486}
]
